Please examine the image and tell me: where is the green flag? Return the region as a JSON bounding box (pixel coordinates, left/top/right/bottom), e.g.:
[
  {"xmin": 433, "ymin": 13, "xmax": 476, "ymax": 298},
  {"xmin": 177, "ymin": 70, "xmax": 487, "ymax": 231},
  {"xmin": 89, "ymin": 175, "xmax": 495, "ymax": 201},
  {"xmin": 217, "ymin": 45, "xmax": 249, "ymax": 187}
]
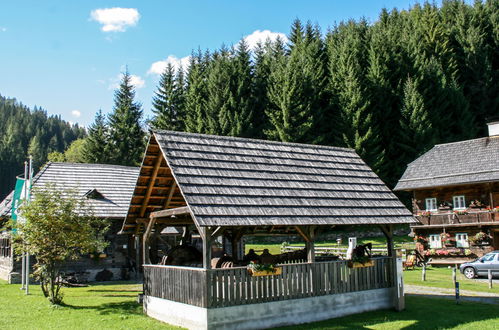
[{"xmin": 11, "ymin": 177, "xmax": 26, "ymax": 221}]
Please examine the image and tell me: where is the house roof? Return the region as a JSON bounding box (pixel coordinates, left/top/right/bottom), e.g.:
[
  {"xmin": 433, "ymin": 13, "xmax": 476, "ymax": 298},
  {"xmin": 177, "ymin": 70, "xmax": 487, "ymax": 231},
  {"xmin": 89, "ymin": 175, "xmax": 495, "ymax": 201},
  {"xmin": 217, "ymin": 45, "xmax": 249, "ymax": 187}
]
[
  {"xmin": 394, "ymin": 136, "xmax": 499, "ymax": 191},
  {"xmin": 0, "ymin": 162, "xmax": 140, "ymax": 219},
  {"xmin": 124, "ymin": 131, "xmax": 415, "ymax": 230}
]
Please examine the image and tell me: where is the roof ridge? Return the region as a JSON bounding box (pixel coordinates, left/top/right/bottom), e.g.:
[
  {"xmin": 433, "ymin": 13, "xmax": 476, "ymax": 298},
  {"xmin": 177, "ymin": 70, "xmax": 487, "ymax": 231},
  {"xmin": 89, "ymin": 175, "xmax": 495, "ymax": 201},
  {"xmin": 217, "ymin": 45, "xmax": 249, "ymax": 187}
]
[
  {"xmin": 153, "ymin": 130, "xmax": 356, "ymax": 153},
  {"xmin": 433, "ymin": 135, "xmax": 498, "ymax": 148},
  {"xmin": 50, "ymin": 162, "xmax": 139, "ymax": 170}
]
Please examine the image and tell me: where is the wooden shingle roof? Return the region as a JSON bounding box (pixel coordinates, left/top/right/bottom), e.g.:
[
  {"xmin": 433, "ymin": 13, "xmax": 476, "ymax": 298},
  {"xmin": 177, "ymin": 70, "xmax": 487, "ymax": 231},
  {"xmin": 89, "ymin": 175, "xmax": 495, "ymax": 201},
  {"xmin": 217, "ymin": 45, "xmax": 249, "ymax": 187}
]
[
  {"xmin": 395, "ymin": 136, "xmax": 499, "ymax": 191},
  {"xmin": 123, "ymin": 131, "xmax": 415, "ymax": 230},
  {"xmin": 0, "ymin": 163, "xmax": 140, "ymax": 219}
]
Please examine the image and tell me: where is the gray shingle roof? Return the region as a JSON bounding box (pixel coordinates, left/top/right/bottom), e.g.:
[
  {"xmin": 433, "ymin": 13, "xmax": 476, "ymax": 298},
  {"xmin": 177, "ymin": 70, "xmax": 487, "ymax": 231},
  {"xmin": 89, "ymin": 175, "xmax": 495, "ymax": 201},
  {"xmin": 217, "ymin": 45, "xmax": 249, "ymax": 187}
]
[
  {"xmin": 154, "ymin": 131, "xmax": 415, "ymax": 226},
  {"xmin": 0, "ymin": 163, "xmax": 140, "ymax": 219},
  {"xmin": 394, "ymin": 136, "xmax": 499, "ymax": 191}
]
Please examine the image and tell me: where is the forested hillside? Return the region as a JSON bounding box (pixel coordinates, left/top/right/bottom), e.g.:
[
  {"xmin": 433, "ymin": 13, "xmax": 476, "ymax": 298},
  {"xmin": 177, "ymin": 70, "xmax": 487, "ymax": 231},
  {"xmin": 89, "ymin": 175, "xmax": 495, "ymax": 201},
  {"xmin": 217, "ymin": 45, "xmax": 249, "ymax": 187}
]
[
  {"xmin": 148, "ymin": 0, "xmax": 498, "ymax": 190},
  {"xmin": 0, "ymin": 95, "xmax": 86, "ymax": 199}
]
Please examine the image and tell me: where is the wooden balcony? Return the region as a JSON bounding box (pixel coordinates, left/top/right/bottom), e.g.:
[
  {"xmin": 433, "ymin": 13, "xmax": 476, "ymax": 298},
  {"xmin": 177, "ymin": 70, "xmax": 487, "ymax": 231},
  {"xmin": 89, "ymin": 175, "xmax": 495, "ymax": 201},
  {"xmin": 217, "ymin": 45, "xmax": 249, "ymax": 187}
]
[
  {"xmin": 143, "ymin": 257, "xmax": 394, "ymax": 308},
  {"xmin": 415, "ymin": 211, "xmax": 498, "ymax": 227}
]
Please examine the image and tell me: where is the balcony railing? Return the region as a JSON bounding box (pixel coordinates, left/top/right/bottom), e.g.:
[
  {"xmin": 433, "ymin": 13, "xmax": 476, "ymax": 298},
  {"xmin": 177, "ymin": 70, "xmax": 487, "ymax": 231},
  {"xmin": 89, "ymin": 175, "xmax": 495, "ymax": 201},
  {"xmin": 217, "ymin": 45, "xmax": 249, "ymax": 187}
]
[
  {"xmin": 143, "ymin": 257, "xmax": 394, "ymax": 308},
  {"xmin": 416, "ymin": 211, "xmax": 497, "ymax": 226}
]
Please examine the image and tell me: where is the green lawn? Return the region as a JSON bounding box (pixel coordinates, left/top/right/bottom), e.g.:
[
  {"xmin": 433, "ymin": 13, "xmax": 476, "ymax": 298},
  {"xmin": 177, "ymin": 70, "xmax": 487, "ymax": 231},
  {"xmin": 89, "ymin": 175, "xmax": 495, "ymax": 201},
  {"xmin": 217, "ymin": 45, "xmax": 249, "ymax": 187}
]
[
  {"xmin": 1, "ymin": 277, "xmax": 497, "ymax": 329},
  {"xmin": 277, "ymin": 296, "xmax": 499, "ymax": 329},
  {"xmin": 0, "ymin": 280, "xmax": 177, "ymax": 330},
  {"xmin": 403, "ymin": 266, "xmax": 499, "ymax": 294}
]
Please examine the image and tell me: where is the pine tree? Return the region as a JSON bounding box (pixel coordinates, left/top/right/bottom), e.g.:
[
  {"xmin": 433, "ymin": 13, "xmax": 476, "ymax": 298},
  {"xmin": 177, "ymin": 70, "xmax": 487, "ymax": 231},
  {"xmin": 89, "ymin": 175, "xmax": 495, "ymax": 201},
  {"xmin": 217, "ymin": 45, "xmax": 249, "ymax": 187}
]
[
  {"xmin": 107, "ymin": 70, "xmax": 145, "ymax": 166},
  {"xmin": 184, "ymin": 50, "xmax": 209, "ymax": 133},
  {"xmin": 206, "ymin": 48, "xmax": 231, "ymax": 135},
  {"xmin": 83, "ymin": 110, "xmax": 110, "ymax": 164},
  {"xmin": 252, "ymin": 41, "xmax": 272, "ymax": 138},
  {"xmin": 266, "ymin": 39, "xmax": 315, "ymax": 143},
  {"xmin": 150, "ymin": 63, "xmax": 185, "ymax": 131},
  {"xmin": 399, "ymin": 77, "xmax": 434, "ymax": 159},
  {"xmin": 229, "ymin": 40, "xmax": 254, "ymax": 137}
]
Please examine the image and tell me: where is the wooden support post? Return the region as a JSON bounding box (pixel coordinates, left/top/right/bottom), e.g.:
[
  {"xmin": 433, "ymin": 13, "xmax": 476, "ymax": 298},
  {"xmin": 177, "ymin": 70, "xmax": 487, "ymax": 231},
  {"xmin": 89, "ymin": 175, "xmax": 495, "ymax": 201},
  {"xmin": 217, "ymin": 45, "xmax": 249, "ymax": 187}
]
[
  {"xmin": 380, "ymin": 224, "xmax": 395, "ymax": 257},
  {"xmin": 135, "ymin": 235, "xmax": 142, "ymax": 280},
  {"xmin": 307, "ymin": 226, "xmax": 317, "ymax": 263},
  {"xmin": 380, "ymin": 224, "xmax": 404, "ymax": 311},
  {"xmin": 199, "ymin": 227, "xmax": 212, "ymax": 269},
  {"xmin": 142, "ymin": 217, "xmax": 157, "ymax": 265},
  {"xmin": 230, "ymin": 229, "xmax": 244, "ymax": 260},
  {"xmin": 295, "ymin": 226, "xmax": 316, "ymax": 263}
]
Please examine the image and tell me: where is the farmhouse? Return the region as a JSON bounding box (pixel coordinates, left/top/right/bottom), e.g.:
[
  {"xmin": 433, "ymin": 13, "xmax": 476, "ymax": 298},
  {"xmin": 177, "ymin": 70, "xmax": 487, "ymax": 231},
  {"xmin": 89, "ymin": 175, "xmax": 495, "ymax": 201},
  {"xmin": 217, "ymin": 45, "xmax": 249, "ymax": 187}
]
[
  {"xmin": 395, "ymin": 122, "xmax": 499, "ymax": 263},
  {"xmin": 0, "ymin": 162, "xmax": 140, "ymax": 283},
  {"xmin": 124, "ymin": 130, "xmax": 416, "ymax": 329}
]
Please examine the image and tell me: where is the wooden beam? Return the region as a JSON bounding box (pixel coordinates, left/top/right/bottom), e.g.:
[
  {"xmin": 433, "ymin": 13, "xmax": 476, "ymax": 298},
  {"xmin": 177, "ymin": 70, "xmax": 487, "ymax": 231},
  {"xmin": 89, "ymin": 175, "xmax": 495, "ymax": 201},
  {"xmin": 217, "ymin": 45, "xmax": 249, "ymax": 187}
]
[
  {"xmin": 211, "ymin": 226, "xmax": 225, "ymax": 238},
  {"xmin": 150, "ymin": 206, "xmax": 190, "ymax": 219},
  {"xmin": 163, "ymin": 181, "xmax": 177, "ymax": 209},
  {"xmin": 294, "ymin": 226, "xmax": 311, "ymax": 242},
  {"xmin": 142, "ymin": 216, "xmax": 157, "ymax": 264},
  {"xmin": 139, "ymin": 155, "xmax": 163, "ymax": 217},
  {"xmin": 199, "ymin": 227, "xmax": 212, "ymax": 269},
  {"xmin": 379, "ymin": 224, "xmax": 394, "ymax": 256}
]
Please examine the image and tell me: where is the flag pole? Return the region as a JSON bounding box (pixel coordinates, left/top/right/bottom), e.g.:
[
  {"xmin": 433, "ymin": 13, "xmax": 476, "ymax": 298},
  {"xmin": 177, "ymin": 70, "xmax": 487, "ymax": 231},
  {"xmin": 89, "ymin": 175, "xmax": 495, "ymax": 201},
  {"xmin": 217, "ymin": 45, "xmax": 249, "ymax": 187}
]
[
  {"xmin": 25, "ymin": 156, "xmax": 33, "ymax": 295},
  {"xmin": 20, "ymin": 161, "xmax": 28, "ymax": 291}
]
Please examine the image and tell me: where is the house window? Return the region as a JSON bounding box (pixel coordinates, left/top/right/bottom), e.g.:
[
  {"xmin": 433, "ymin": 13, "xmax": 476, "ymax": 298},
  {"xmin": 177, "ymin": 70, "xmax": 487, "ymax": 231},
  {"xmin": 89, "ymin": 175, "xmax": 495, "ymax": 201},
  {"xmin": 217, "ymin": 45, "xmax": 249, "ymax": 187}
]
[
  {"xmin": 453, "ymin": 195, "xmax": 466, "ymax": 210},
  {"xmin": 425, "ymin": 198, "xmax": 437, "ymax": 211},
  {"xmin": 455, "ymin": 233, "xmax": 469, "ymax": 248},
  {"xmin": 429, "ymin": 234, "xmax": 442, "ymax": 248}
]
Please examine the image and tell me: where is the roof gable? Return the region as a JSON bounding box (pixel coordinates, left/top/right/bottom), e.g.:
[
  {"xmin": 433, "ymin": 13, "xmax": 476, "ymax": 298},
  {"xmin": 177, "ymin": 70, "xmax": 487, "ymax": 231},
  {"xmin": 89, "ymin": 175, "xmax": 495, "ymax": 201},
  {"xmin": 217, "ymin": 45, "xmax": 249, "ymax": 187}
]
[
  {"xmin": 123, "ymin": 131, "xmax": 414, "ymax": 231},
  {"xmin": 395, "ymin": 136, "xmax": 499, "ymax": 191}
]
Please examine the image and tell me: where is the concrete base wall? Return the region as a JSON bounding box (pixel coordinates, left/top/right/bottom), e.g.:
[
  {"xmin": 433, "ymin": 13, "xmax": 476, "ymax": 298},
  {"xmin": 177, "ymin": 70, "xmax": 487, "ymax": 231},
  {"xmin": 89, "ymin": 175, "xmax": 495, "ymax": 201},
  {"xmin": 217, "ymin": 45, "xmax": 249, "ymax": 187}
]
[{"xmin": 145, "ymin": 287, "xmax": 394, "ymax": 330}]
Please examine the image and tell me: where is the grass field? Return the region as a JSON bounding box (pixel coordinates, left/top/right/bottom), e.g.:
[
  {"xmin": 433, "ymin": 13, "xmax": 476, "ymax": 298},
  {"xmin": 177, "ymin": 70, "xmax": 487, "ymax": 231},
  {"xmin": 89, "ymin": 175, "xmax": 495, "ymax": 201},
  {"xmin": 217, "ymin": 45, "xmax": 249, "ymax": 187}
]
[
  {"xmin": 0, "ymin": 280, "xmax": 175, "ymax": 330},
  {"xmin": 277, "ymin": 295, "xmax": 499, "ymax": 329},
  {"xmin": 1, "ymin": 279, "xmax": 498, "ymax": 329},
  {"xmin": 403, "ymin": 266, "xmax": 499, "ymax": 294}
]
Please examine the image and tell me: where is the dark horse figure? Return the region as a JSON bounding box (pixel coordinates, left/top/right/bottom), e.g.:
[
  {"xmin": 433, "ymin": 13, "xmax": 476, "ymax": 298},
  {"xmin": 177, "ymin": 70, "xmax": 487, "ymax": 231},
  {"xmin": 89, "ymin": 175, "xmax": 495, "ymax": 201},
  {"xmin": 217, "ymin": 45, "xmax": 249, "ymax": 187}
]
[{"xmin": 353, "ymin": 243, "xmax": 372, "ymax": 259}]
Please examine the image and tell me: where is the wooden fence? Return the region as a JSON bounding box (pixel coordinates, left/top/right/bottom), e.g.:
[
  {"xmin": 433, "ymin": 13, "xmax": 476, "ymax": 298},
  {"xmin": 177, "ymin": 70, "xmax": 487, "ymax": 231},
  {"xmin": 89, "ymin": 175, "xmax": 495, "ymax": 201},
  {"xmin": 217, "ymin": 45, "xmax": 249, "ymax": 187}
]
[
  {"xmin": 281, "ymin": 245, "xmax": 409, "ymax": 259},
  {"xmin": 143, "ymin": 256, "xmax": 394, "ymax": 308}
]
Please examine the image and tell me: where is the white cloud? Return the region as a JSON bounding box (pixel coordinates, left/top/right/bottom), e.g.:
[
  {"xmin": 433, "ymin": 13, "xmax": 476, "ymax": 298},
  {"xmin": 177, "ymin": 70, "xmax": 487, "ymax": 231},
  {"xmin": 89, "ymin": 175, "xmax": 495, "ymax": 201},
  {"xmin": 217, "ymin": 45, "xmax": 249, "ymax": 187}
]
[
  {"xmin": 148, "ymin": 55, "xmax": 191, "ymax": 75},
  {"xmin": 0, "ymin": 27, "xmax": 6, "ymax": 32},
  {"xmin": 71, "ymin": 110, "xmax": 81, "ymax": 118},
  {"xmin": 108, "ymin": 73, "xmax": 145, "ymax": 90},
  {"xmin": 130, "ymin": 74, "xmax": 145, "ymax": 88},
  {"xmin": 90, "ymin": 7, "xmax": 140, "ymax": 32},
  {"xmin": 241, "ymin": 29, "xmax": 288, "ymax": 50}
]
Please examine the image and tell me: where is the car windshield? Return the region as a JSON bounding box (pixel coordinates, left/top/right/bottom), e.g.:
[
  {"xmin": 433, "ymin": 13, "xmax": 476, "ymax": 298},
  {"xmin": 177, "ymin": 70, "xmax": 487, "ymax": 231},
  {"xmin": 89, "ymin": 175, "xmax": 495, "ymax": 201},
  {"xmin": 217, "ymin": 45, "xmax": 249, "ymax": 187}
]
[{"xmin": 482, "ymin": 253, "xmax": 496, "ymax": 262}]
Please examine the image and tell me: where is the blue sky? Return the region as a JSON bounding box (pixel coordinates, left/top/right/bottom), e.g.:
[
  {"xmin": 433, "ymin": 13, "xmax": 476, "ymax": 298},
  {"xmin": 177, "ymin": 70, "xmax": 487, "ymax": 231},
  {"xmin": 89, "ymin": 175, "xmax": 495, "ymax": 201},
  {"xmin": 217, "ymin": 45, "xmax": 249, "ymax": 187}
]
[{"xmin": 0, "ymin": 0, "xmax": 432, "ymax": 128}]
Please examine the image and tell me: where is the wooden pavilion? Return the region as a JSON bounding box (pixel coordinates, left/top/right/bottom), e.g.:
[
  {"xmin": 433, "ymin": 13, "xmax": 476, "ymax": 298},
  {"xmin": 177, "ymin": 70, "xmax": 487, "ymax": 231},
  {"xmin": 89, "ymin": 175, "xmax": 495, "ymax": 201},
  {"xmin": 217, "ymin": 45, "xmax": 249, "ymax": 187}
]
[{"xmin": 122, "ymin": 131, "xmax": 416, "ymax": 329}]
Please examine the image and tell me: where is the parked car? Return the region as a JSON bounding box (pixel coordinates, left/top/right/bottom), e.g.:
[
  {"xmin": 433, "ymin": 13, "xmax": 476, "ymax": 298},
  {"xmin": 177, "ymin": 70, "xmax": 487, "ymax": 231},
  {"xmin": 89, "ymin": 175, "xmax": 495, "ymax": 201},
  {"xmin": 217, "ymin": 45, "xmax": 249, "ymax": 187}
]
[{"xmin": 459, "ymin": 251, "xmax": 499, "ymax": 279}]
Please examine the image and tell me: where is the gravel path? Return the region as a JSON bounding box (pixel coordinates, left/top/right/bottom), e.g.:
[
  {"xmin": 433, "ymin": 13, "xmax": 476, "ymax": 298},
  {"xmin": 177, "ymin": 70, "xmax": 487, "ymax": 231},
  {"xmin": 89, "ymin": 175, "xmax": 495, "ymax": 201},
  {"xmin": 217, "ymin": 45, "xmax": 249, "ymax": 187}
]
[{"xmin": 405, "ymin": 284, "xmax": 499, "ymax": 305}]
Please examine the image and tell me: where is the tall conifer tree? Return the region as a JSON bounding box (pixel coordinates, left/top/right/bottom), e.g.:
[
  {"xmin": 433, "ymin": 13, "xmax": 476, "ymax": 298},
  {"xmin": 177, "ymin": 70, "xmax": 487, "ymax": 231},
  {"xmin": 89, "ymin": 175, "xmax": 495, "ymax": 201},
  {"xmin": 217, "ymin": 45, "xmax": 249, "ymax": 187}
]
[
  {"xmin": 151, "ymin": 63, "xmax": 185, "ymax": 131},
  {"xmin": 83, "ymin": 110, "xmax": 110, "ymax": 164},
  {"xmin": 108, "ymin": 70, "xmax": 145, "ymax": 166}
]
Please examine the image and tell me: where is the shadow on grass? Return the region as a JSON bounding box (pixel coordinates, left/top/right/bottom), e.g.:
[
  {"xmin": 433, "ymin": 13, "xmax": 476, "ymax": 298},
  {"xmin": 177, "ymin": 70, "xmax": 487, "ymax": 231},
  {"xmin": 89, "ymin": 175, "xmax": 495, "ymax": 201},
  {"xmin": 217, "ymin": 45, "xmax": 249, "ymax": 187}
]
[
  {"xmin": 87, "ymin": 289, "xmax": 141, "ymax": 293},
  {"xmin": 61, "ymin": 301, "xmax": 143, "ymax": 316},
  {"xmin": 276, "ymin": 296, "xmax": 499, "ymax": 329}
]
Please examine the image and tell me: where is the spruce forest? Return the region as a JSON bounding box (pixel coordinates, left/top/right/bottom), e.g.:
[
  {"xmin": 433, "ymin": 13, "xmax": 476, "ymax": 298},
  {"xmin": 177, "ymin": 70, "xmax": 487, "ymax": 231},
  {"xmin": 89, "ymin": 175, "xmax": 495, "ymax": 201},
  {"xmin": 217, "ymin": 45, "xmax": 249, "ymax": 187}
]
[
  {"xmin": 0, "ymin": 95, "xmax": 86, "ymax": 199},
  {"xmin": 2, "ymin": 1, "xmax": 498, "ymax": 201},
  {"xmin": 144, "ymin": 1, "xmax": 498, "ymax": 190}
]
